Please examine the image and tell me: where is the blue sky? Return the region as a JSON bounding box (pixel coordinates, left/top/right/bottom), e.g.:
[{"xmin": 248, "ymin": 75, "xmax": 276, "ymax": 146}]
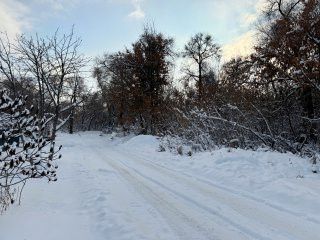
[{"xmin": 0, "ymin": 0, "xmax": 266, "ymax": 61}]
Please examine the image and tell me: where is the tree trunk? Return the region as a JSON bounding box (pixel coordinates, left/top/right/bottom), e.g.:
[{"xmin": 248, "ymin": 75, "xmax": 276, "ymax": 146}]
[
  {"xmin": 51, "ymin": 106, "xmax": 60, "ymax": 141},
  {"xmin": 69, "ymin": 109, "xmax": 74, "ymax": 134},
  {"xmin": 198, "ymin": 62, "xmax": 203, "ymax": 102},
  {"xmin": 301, "ymin": 84, "xmax": 317, "ymax": 143}
]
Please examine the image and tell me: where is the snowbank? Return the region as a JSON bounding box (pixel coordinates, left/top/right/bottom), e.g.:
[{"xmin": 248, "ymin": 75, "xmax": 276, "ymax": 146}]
[
  {"xmin": 121, "ymin": 135, "xmax": 160, "ymax": 152},
  {"xmin": 116, "ymin": 134, "xmax": 320, "ymax": 223}
]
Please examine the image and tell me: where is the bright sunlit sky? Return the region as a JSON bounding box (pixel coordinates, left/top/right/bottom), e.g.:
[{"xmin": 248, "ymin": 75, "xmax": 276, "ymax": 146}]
[{"xmin": 0, "ymin": 0, "xmax": 266, "ymax": 82}]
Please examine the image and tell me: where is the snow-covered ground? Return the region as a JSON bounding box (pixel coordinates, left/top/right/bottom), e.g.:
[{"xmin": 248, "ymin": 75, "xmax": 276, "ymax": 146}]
[{"xmin": 0, "ymin": 132, "xmax": 319, "ymax": 240}]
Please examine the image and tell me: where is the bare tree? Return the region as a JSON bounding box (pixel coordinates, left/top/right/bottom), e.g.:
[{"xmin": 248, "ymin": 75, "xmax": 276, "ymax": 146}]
[
  {"xmin": 16, "ymin": 28, "xmax": 87, "ymax": 139},
  {"xmin": 46, "ymin": 28, "xmax": 87, "ymax": 139},
  {"xmin": 64, "ymin": 75, "xmax": 86, "ymax": 134},
  {"xmin": 182, "ymin": 33, "xmax": 221, "ymax": 102},
  {"xmin": 16, "ymin": 33, "xmax": 51, "ymax": 117},
  {"xmin": 0, "ymin": 33, "xmax": 21, "ymax": 97}
]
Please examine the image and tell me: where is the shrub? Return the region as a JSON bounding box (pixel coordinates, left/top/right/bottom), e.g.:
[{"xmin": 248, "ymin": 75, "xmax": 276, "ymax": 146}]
[{"xmin": 0, "ymin": 91, "xmax": 61, "ymax": 212}]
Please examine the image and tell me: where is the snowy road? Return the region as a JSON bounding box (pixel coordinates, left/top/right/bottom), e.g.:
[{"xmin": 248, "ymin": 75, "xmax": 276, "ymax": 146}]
[
  {"xmin": 0, "ymin": 132, "xmax": 319, "ymax": 240},
  {"xmin": 95, "ymin": 146, "xmax": 319, "ymax": 240}
]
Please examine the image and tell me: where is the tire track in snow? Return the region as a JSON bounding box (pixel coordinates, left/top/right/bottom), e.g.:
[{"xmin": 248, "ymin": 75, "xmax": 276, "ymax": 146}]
[
  {"xmin": 131, "ymin": 150, "xmax": 320, "ymax": 225},
  {"xmin": 107, "ymin": 148, "xmax": 319, "ymax": 240},
  {"xmin": 97, "ymin": 148, "xmax": 275, "ymax": 240},
  {"xmin": 73, "ymin": 149, "xmax": 175, "ymax": 240},
  {"xmin": 101, "ymin": 151, "xmax": 219, "ymax": 240}
]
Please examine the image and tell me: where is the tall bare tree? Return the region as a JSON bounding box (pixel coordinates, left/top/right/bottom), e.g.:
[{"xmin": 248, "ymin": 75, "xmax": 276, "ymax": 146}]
[
  {"xmin": 16, "ymin": 28, "xmax": 87, "ymax": 139},
  {"xmin": 16, "ymin": 34, "xmax": 50, "ymax": 117},
  {"xmin": 0, "ymin": 33, "xmax": 22, "ymax": 97},
  {"xmin": 182, "ymin": 33, "xmax": 221, "ymax": 102}
]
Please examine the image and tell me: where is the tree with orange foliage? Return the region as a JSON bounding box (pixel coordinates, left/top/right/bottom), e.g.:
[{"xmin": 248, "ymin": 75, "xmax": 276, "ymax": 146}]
[{"xmin": 254, "ymin": 0, "xmax": 320, "ymax": 143}]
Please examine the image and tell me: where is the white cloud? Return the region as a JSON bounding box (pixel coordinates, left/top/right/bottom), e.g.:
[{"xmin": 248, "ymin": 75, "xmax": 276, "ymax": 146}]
[
  {"xmin": 255, "ymin": 0, "xmax": 269, "ymax": 13},
  {"xmin": 240, "ymin": 13, "xmax": 257, "ymax": 27},
  {"xmin": 239, "ymin": 0, "xmax": 267, "ymax": 28},
  {"xmin": 128, "ymin": 0, "xmax": 145, "ymax": 19},
  {"xmin": 0, "ymin": 0, "xmax": 30, "ymax": 39},
  {"xmin": 220, "ymin": 0, "xmax": 267, "ymax": 61},
  {"xmin": 241, "ymin": 0, "xmax": 268, "ymax": 27},
  {"xmin": 0, "ymin": 0, "xmax": 81, "ymax": 40},
  {"xmin": 222, "ymin": 30, "xmax": 256, "ymax": 61}
]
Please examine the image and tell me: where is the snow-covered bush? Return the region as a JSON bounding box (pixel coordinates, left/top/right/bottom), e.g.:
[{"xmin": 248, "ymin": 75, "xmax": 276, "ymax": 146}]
[
  {"xmin": 0, "ymin": 91, "xmax": 61, "ymax": 212},
  {"xmin": 162, "ymin": 104, "xmax": 319, "ymax": 172}
]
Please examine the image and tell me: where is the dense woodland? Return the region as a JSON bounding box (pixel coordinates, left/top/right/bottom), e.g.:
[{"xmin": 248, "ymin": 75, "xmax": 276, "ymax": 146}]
[{"xmin": 0, "ymin": 0, "xmax": 319, "ymax": 209}]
